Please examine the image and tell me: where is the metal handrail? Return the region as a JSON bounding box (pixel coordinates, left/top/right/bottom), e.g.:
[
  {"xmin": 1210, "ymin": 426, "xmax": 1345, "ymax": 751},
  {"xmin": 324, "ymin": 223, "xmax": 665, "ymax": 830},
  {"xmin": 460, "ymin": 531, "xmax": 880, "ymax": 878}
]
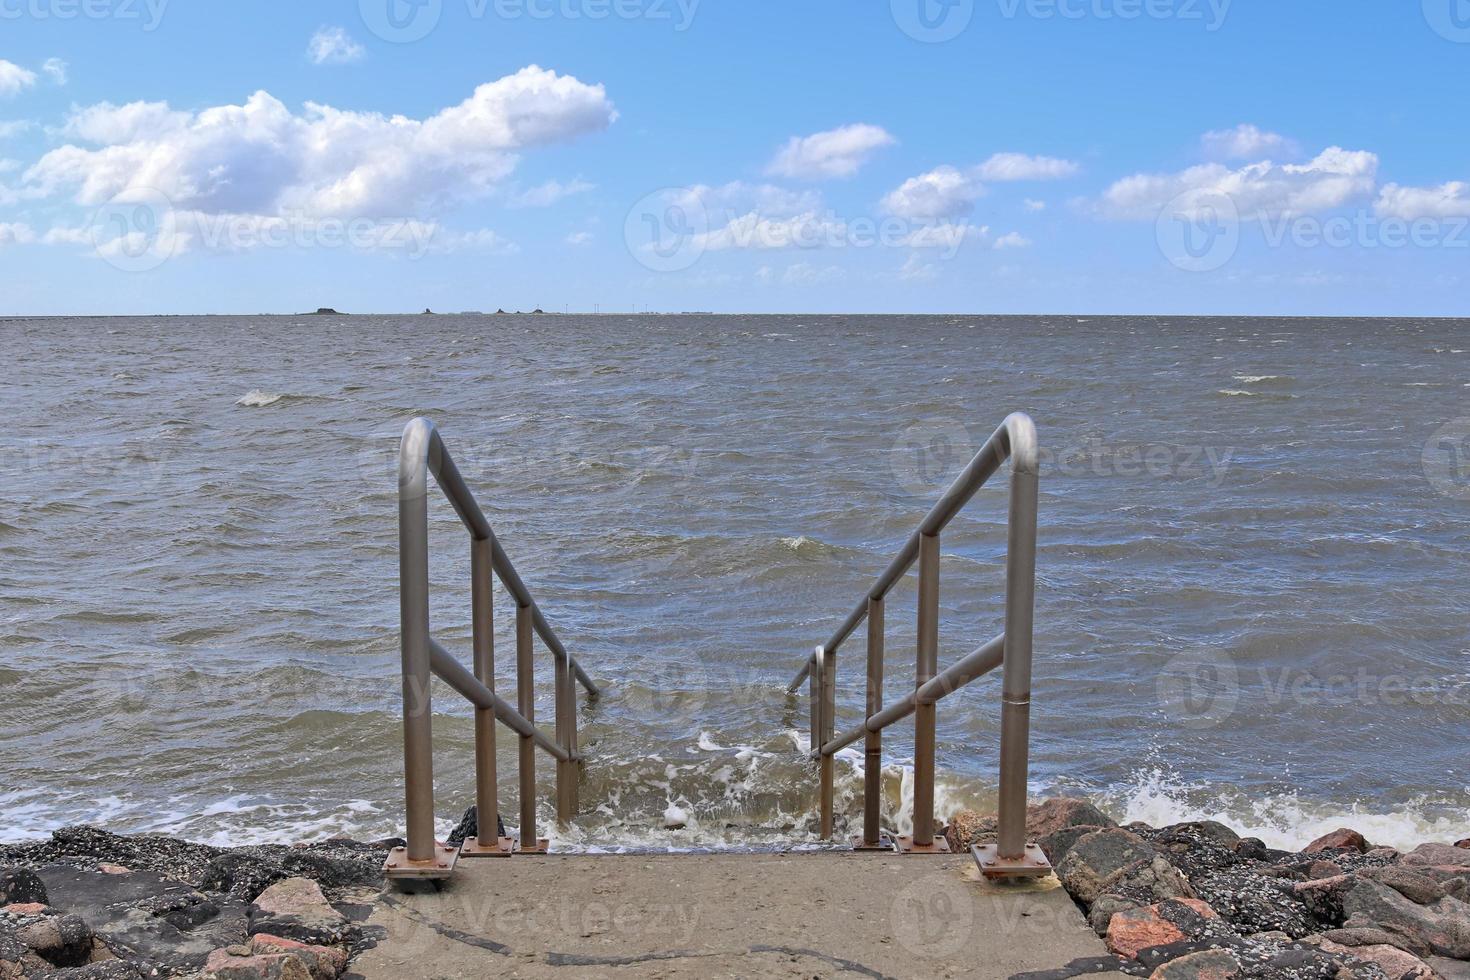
[
  {"xmin": 788, "ymin": 413, "xmax": 1050, "ymax": 878},
  {"xmin": 387, "ymin": 418, "xmax": 598, "ymax": 879}
]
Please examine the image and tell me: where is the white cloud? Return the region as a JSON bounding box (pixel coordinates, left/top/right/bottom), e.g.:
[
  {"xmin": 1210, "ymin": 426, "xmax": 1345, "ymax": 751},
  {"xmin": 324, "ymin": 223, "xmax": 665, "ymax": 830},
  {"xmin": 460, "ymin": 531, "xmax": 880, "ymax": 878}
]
[
  {"xmin": 974, "ymin": 152, "xmax": 1080, "ymax": 181},
  {"xmin": 882, "ymin": 166, "xmax": 981, "ymax": 221},
  {"xmin": 508, "ymin": 177, "xmax": 593, "ymax": 208},
  {"xmin": 0, "ymin": 221, "xmax": 35, "ymax": 245},
  {"xmin": 898, "ymin": 253, "xmax": 939, "ymax": 282},
  {"xmin": 565, "ymin": 230, "xmax": 594, "ymax": 246},
  {"xmin": 25, "ymin": 66, "xmax": 617, "ymax": 222},
  {"xmin": 883, "ymin": 154, "xmax": 1079, "ymax": 220},
  {"xmin": 1023, "ymin": 198, "xmax": 1046, "ymax": 212},
  {"xmin": 1201, "ymin": 124, "xmax": 1292, "ymax": 161},
  {"xmin": 1097, "ymin": 146, "xmax": 1379, "ymax": 221},
  {"xmin": 0, "ymin": 61, "xmax": 38, "ymax": 98},
  {"xmin": 42, "ymin": 58, "xmax": 68, "ymax": 85},
  {"xmin": 0, "ymin": 120, "xmax": 32, "ymax": 140},
  {"xmin": 765, "ymin": 123, "xmax": 895, "ymax": 180},
  {"xmin": 308, "ymin": 27, "xmax": 366, "ymax": 66},
  {"xmin": 673, "ymin": 181, "xmax": 820, "ymax": 218},
  {"xmin": 757, "ymin": 262, "xmax": 846, "ymax": 285},
  {"xmin": 993, "ymin": 231, "xmax": 1031, "ymax": 249},
  {"xmin": 1375, "ymin": 182, "xmax": 1470, "ymax": 220}
]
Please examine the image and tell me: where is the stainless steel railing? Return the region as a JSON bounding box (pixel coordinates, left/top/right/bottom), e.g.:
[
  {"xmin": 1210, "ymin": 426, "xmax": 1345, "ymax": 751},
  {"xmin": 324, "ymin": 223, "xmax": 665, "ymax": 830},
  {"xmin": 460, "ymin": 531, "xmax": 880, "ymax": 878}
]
[
  {"xmin": 386, "ymin": 418, "xmax": 598, "ymax": 880},
  {"xmin": 787, "ymin": 413, "xmax": 1051, "ymax": 878}
]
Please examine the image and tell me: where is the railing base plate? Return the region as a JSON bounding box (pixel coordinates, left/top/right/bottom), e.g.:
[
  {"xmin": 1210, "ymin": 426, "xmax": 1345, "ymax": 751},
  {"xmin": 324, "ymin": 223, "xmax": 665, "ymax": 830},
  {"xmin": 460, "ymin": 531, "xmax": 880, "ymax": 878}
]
[
  {"xmin": 384, "ymin": 843, "xmax": 459, "ymax": 880},
  {"xmin": 894, "ymin": 836, "xmax": 951, "ymax": 854},
  {"xmin": 460, "ymin": 836, "xmax": 516, "ymax": 858},
  {"xmin": 851, "ymin": 833, "xmax": 896, "ymax": 852},
  {"xmin": 516, "ymin": 838, "xmax": 551, "ymax": 855},
  {"xmin": 971, "ymin": 843, "xmax": 1053, "ymax": 880}
]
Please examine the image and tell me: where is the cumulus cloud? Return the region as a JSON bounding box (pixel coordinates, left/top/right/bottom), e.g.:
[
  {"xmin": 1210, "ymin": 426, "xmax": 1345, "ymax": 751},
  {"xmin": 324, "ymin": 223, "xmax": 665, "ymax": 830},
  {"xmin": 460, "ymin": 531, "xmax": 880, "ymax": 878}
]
[
  {"xmin": 756, "ymin": 262, "xmax": 846, "ymax": 285},
  {"xmin": 765, "ymin": 123, "xmax": 895, "ymax": 180},
  {"xmin": 308, "ymin": 27, "xmax": 366, "ymax": 66},
  {"xmin": 0, "ymin": 61, "xmax": 38, "ymax": 98},
  {"xmin": 898, "ymin": 253, "xmax": 939, "ymax": 282},
  {"xmin": 0, "ymin": 221, "xmax": 35, "ymax": 245},
  {"xmin": 881, "ymin": 166, "xmax": 982, "ymax": 221},
  {"xmin": 0, "ymin": 120, "xmax": 32, "ymax": 139},
  {"xmin": 993, "ymin": 231, "xmax": 1031, "ymax": 249},
  {"xmin": 974, "ymin": 152, "xmax": 1080, "ymax": 181},
  {"xmin": 1097, "ymin": 146, "xmax": 1379, "ymax": 221},
  {"xmin": 565, "ymin": 230, "xmax": 594, "ymax": 246},
  {"xmin": 1375, "ymin": 182, "xmax": 1470, "ymax": 220},
  {"xmin": 1023, "ymin": 198, "xmax": 1046, "ymax": 211},
  {"xmin": 508, "ymin": 177, "xmax": 594, "ymax": 208},
  {"xmin": 882, "ymin": 154, "xmax": 1080, "ymax": 220},
  {"xmin": 1201, "ymin": 124, "xmax": 1292, "ymax": 161},
  {"xmin": 24, "ymin": 66, "xmax": 617, "ymax": 222},
  {"xmin": 42, "ymin": 59, "xmax": 68, "ymax": 86}
]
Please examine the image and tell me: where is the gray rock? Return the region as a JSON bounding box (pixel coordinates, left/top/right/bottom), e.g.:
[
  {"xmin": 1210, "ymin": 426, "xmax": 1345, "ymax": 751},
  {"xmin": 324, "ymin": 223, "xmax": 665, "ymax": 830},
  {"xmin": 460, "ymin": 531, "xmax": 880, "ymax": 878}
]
[
  {"xmin": 1192, "ymin": 868, "xmax": 1314, "ymax": 938},
  {"xmin": 17, "ymin": 912, "xmax": 95, "ymax": 967},
  {"xmin": 1038, "ymin": 825, "xmax": 1108, "ymax": 866},
  {"xmin": 0, "ymin": 868, "xmax": 48, "ymax": 906},
  {"xmin": 1341, "ymin": 877, "xmax": 1470, "ymax": 959},
  {"xmin": 1057, "ymin": 829, "xmax": 1166, "ymax": 906},
  {"xmin": 1404, "ymin": 843, "xmax": 1470, "ymax": 869},
  {"xmin": 247, "ymin": 878, "xmax": 348, "ymax": 947},
  {"xmin": 1362, "ymin": 866, "xmax": 1447, "ymax": 906},
  {"xmin": 1086, "ymin": 894, "xmax": 1137, "ymax": 936}
]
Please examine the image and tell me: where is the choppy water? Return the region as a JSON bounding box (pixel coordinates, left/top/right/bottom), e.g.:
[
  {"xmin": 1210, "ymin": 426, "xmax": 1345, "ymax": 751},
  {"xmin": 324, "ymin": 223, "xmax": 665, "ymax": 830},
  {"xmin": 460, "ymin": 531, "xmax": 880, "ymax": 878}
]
[{"xmin": 3, "ymin": 314, "xmax": 1470, "ymax": 852}]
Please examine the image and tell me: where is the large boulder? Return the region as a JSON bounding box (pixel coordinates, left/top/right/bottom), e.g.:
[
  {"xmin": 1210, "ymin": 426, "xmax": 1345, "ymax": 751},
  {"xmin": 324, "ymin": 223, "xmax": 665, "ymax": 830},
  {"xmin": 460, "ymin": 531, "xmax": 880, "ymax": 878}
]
[
  {"xmin": 1340, "ymin": 877, "xmax": 1470, "ymax": 960},
  {"xmin": 1105, "ymin": 898, "xmax": 1220, "ymax": 960},
  {"xmin": 1302, "ymin": 829, "xmax": 1368, "ymax": 855},
  {"xmin": 1146, "ymin": 947, "xmax": 1241, "ymax": 979},
  {"xmin": 0, "ymin": 869, "xmax": 48, "ymax": 907},
  {"xmin": 945, "ymin": 796, "xmax": 1116, "ymax": 853},
  {"xmin": 1404, "ymin": 843, "xmax": 1470, "ymax": 869},
  {"xmin": 203, "ymin": 945, "xmax": 313, "ymax": 980},
  {"xmin": 249, "ymin": 934, "xmax": 347, "ymax": 980},
  {"xmin": 1057, "ymin": 829, "xmax": 1194, "ymax": 908},
  {"xmin": 247, "ymin": 878, "xmax": 348, "ymax": 947},
  {"xmin": 16, "ymin": 913, "xmax": 96, "ymax": 968}
]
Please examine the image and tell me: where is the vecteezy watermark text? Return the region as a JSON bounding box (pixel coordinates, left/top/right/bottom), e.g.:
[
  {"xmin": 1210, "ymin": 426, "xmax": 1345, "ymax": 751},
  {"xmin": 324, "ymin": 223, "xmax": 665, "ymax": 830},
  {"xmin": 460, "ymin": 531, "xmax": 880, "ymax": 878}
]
[
  {"xmin": 890, "ymin": 0, "xmax": 1229, "ymax": 42},
  {"xmin": 0, "ymin": 0, "xmax": 167, "ymax": 29},
  {"xmin": 359, "ymin": 0, "xmax": 698, "ymax": 43}
]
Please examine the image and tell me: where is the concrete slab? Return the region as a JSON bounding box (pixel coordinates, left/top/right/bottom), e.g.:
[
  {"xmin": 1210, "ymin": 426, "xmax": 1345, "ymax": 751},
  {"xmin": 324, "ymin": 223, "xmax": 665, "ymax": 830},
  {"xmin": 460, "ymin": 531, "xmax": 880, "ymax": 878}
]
[{"xmin": 352, "ymin": 852, "xmax": 1128, "ymax": 979}]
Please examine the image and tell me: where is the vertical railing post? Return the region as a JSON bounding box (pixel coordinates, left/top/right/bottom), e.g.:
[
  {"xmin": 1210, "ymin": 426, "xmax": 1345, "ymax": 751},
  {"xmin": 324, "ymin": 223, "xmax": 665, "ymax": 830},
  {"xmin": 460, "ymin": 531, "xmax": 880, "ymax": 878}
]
[
  {"xmin": 516, "ymin": 603, "xmax": 546, "ymax": 853},
  {"xmin": 909, "ymin": 532, "xmax": 942, "ymax": 851},
  {"xmin": 808, "ymin": 648, "xmax": 820, "ymax": 756},
  {"xmin": 817, "ymin": 647, "xmax": 834, "ymax": 839},
  {"xmin": 997, "ymin": 457, "xmax": 1039, "ymax": 861},
  {"xmin": 398, "ymin": 466, "xmax": 436, "ymax": 864},
  {"xmin": 460, "ymin": 536, "xmax": 514, "ymax": 857},
  {"xmin": 861, "ymin": 596, "xmax": 885, "ymax": 848},
  {"xmin": 555, "ymin": 643, "xmax": 576, "ymax": 827}
]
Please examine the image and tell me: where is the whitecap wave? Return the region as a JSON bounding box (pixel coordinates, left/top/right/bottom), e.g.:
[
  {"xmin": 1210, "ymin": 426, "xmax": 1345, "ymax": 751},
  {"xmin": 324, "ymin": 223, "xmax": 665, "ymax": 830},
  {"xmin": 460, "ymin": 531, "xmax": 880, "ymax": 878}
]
[{"xmin": 235, "ymin": 390, "xmax": 285, "ymax": 408}]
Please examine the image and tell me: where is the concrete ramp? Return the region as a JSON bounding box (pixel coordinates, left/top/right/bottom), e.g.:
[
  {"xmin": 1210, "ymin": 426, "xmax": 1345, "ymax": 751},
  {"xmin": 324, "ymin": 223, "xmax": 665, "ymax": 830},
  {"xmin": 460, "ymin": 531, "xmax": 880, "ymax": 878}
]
[{"xmin": 353, "ymin": 853, "xmax": 1125, "ymax": 979}]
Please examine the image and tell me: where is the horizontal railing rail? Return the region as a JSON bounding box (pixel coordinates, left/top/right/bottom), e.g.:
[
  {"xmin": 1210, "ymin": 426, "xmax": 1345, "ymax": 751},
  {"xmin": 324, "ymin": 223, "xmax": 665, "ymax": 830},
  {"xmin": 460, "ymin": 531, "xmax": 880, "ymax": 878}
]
[
  {"xmin": 387, "ymin": 418, "xmax": 597, "ymax": 879},
  {"xmin": 789, "ymin": 413, "xmax": 1050, "ymax": 878}
]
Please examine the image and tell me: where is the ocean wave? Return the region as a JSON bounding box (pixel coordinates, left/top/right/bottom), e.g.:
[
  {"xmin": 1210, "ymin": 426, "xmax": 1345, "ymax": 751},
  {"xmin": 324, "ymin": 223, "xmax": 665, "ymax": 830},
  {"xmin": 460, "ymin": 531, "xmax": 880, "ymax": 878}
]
[
  {"xmin": 1104, "ymin": 768, "xmax": 1470, "ymax": 852},
  {"xmin": 1232, "ymin": 374, "xmax": 1292, "ymax": 385},
  {"xmin": 235, "ymin": 390, "xmax": 286, "ymax": 407}
]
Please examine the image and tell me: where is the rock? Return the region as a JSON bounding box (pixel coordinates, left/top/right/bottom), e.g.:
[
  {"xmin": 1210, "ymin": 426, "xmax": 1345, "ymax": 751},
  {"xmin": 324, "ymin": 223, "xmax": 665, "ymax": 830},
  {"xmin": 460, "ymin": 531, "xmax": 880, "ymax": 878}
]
[
  {"xmin": 445, "ymin": 805, "xmax": 506, "ymax": 848},
  {"xmin": 1429, "ymin": 955, "xmax": 1470, "ymax": 979},
  {"xmin": 1058, "ymin": 828, "xmax": 1202, "ymax": 911},
  {"xmin": 17, "ymin": 913, "xmax": 95, "ymax": 967},
  {"xmin": 1146, "ymin": 947, "xmax": 1241, "ymax": 979},
  {"xmin": 2, "ymin": 904, "xmax": 49, "ymax": 917},
  {"xmin": 0, "ymin": 870, "xmax": 48, "ymax": 907},
  {"xmin": 1028, "ymin": 798, "xmax": 1118, "ymax": 837},
  {"xmin": 37, "ymin": 964, "xmax": 145, "ymax": 979},
  {"xmin": 663, "ymin": 805, "xmax": 689, "ymax": 830},
  {"xmin": 1320, "ymin": 925, "xmax": 1432, "ymax": 959},
  {"xmin": 945, "ymin": 810, "xmax": 995, "ymax": 851},
  {"xmin": 1038, "ymin": 825, "xmax": 1107, "ymax": 866},
  {"xmin": 96, "ymin": 864, "xmax": 131, "ymax": 876},
  {"xmin": 1362, "ymin": 866, "xmax": 1448, "ymax": 906},
  {"xmin": 1365, "ymin": 847, "xmax": 1402, "ymax": 861},
  {"xmin": 1306, "ymin": 860, "xmax": 1343, "ymax": 880},
  {"xmin": 203, "ymin": 946, "xmax": 313, "ymax": 980},
  {"xmin": 1458, "ymin": 840, "xmax": 1470, "ymax": 850},
  {"xmin": 199, "ymin": 853, "xmax": 289, "ymax": 903},
  {"xmin": 1303, "ymin": 829, "xmax": 1368, "ymax": 854},
  {"xmin": 248, "ymin": 878, "xmax": 347, "ymax": 947},
  {"xmin": 1166, "ymin": 822, "xmax": 1242, "ymax": 851},
  {"xmin": 1404, "ymin": 843, "xmax": 1470, "ymax": 869},
  {"xmin": 1193, "ymin": 869, "xmax": 1314, "ymax": 938},
  {"xmin": 1234, "ymin": 838, "xmax": 1269, "ymax": 861},
  {"xmin": 1087, "ymin": 894, "xmax": 1137, "ymax": 936},
  {"xmin": 249, "ymin": 934, "xmax": 347, "ymax": 979},
  {"xmin": 1293, "ymin": 872, "xmax": 1354, "ymax": 926},
  {"xmin": 1341, "ymin": 876, "xmax": 1470, "ymax": 959},
  {"xmin": 1344, "ymin": 943, "xmax": 1436, "ymax": 978},
  {"xmin": 1143, "ymin": 824, "xmax": 1245, "ymax": 881},
  {"xmin": 1105, "ymin": 898, "xmax": 1219, "ymax": 960}
]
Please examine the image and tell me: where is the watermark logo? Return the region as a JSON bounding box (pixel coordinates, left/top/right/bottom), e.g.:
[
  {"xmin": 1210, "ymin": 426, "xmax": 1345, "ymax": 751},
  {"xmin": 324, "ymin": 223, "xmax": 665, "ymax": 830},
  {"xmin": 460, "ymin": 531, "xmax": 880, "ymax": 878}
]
[
  {"xmin": 1424, "ymin": 0, "xmax": 1470, "ymax": 42},
  {"xmin": 625, "ymin": 188, "xmax": 710, "ymax": 273},
  {"xmin": 1424, "ymin": 419, "xmax": 1470, "ymax": 500},
  {"xmin": 891, "ymin": 418, "xmax": 977, "ymax": 497},
  {"xmin": 89, "ymin": 188, "xmax": 181, "ymax": 273},
  {"xmin": 360, "ymin": 0, "xmax": 443, "ymax": 42},
  {"xmin": 0, "ymin": 0, "xmax": 169, "ymax": 30},
  {"xmin": 891, "ymin": 0, "xmax": 974, "ymax": 42},
  {"xmin": 1156, "ymin": 188, "xmax": 1239, "ymax": 273},
  {"xmin": 891, "ymin": 872, "xmax": 974, "ymax": 958},
  {"xmin": 1156, "ymin": 649, "xmax": 1239, "ymax": 729}
]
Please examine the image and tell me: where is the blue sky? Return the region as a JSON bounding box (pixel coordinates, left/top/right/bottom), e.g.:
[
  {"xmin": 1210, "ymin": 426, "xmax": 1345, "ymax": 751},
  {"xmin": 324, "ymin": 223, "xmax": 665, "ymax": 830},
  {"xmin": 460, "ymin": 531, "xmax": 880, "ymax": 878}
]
[{"xmin": 1, "ymin": 1, "xmax": 1468, "ymax": 315}]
